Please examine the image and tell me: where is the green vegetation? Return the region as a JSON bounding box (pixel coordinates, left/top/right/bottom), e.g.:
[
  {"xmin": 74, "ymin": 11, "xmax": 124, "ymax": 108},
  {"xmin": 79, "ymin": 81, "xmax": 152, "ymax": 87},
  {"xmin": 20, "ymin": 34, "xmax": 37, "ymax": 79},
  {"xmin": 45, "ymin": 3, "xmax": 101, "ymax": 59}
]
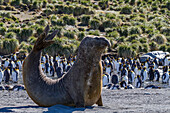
[
  {"xmin": 81, "ymin": 15, "xmax": 90, "ymax": 25},
  {"xmin": 0, "ymin": 38, "xmax": 19, "ymax": 55},
  {"xmin": 120, "ymin": 6, "xmax": 132, "ymax": 14},
  {"xmin": 90, "ymin": 19, "xmax": 101, "ymax": 30},
  {"xmin": 118, "ymin": 44, "xmax": 136, "ymax": 57},
  {"xmin": 0, "ymin": 0, "xmax": 169, "ymax": 57}
]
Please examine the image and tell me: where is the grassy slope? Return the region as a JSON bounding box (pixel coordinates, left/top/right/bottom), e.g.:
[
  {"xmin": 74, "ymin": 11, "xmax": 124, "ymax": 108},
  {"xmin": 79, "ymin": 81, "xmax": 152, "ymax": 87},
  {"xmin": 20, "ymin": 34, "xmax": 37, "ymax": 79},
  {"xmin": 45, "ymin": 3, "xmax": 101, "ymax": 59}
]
[{"xmin": 0, "ymin": 0, "xmax": 169, "ymax": 57}]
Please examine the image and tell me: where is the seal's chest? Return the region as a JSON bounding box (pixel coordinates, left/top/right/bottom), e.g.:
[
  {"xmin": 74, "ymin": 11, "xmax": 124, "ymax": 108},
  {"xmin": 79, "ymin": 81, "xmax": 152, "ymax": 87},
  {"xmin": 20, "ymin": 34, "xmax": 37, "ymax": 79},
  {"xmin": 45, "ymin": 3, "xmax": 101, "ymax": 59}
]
[{"xmin": 84, "ymin": 68, "xmax": 102, "ymax": 105}]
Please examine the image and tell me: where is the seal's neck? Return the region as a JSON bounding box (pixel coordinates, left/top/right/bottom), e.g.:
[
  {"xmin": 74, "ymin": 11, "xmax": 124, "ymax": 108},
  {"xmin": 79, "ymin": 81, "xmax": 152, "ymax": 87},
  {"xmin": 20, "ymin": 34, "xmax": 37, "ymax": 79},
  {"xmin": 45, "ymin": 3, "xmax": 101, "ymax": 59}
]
[{"xmin": 26, "ymin": 50, "xmax": 42, "ymax": 73}]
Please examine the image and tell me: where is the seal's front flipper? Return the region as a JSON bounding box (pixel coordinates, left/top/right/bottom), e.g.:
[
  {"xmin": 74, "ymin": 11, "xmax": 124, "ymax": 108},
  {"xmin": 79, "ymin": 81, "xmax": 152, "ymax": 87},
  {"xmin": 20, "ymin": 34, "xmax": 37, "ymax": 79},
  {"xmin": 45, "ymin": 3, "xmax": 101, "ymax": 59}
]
[{"xmin": 96, "ymin": 95, "xmax": 103, "ymax": 106}]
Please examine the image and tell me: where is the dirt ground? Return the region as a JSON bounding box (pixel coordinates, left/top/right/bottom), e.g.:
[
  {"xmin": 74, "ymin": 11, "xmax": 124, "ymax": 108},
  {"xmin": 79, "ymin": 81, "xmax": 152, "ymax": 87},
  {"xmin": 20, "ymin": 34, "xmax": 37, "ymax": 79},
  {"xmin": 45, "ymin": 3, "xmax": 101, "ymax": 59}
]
[{"xmin": 1, "ymin": 88, "xmax": 170, "ymax": 113}]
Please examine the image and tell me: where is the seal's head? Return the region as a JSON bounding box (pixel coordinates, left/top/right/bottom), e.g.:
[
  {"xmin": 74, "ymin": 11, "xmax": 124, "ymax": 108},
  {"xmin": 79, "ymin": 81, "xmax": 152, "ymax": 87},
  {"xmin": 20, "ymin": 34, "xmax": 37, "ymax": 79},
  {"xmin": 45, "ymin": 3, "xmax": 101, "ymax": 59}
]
[{"xmin": 78, "ymin": 36, "xmax": 111, "ymax": 58}]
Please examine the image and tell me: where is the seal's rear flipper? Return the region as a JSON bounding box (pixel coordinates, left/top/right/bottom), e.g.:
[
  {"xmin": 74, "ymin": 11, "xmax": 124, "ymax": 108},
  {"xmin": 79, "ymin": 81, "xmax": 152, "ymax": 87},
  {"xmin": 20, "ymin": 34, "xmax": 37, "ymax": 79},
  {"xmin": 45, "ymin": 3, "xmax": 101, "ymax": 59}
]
[
  {"xmin": 33, "ymin": 25, "xmax": 58, "ymax": 51},
  {"xmin": 45, "ymin": 30, "xmax": 58, "ymax": 40}
]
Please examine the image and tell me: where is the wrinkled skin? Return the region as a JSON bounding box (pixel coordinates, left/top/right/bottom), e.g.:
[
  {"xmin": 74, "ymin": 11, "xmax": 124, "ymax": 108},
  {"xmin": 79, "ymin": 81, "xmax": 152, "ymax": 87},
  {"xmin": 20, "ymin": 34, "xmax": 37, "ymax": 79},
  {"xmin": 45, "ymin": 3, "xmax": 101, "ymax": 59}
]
[{"xmin": 22, "ymin": 25, "xmax": 110, "ymax": 107}]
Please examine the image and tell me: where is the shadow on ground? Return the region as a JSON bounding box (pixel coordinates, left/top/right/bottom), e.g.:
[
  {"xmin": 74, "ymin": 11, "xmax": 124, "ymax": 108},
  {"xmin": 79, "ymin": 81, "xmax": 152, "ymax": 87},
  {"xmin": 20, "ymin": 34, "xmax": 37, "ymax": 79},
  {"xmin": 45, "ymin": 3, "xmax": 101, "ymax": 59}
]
[
  {"xmin": 0, "ymin": 106, "xmax": 43, "ymax": 112},
  {"xmin": 0, "ymin": 105, "xmax": 96, "ymax": 113},
  {"xmin": 44, "ymin": 105, "xmax": 110, "ymax": 113},
  {"xmin": 43, "ymin": 105, "xmax": 91, "ymax": 113}
]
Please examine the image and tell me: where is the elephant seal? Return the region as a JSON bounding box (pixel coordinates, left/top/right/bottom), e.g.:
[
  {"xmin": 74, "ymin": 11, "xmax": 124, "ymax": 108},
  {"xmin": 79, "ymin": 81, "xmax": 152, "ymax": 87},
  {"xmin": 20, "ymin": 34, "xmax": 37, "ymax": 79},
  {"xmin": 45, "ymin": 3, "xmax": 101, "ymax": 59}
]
[{"xmin": 22, "ymin": 25, "xmax": 110, "ymax": 107}]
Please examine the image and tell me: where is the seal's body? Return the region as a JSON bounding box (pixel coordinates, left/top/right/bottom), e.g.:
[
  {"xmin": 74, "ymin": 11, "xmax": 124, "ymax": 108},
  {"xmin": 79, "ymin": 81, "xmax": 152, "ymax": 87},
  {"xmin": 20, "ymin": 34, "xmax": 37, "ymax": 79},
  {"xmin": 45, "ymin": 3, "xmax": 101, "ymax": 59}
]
[{"xmin": 22, "ymin": 25, "xmax": 110, "ymax": 107}]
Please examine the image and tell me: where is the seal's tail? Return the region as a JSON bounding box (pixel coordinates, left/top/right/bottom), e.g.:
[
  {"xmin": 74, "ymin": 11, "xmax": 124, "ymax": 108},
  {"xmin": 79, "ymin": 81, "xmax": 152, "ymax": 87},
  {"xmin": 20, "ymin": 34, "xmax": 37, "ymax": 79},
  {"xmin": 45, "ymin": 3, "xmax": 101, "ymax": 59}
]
[{"xmin": 33, "ymin": 25, "xmax": 58, "ymax": 51}]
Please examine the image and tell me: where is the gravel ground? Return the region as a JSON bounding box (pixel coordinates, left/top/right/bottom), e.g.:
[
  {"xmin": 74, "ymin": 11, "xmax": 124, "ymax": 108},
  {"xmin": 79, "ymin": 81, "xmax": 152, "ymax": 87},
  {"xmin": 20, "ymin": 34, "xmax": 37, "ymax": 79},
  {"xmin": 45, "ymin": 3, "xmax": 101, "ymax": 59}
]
[{"xmin": 1, "ymin": 88, "xmax": 170, "ymax": 113}]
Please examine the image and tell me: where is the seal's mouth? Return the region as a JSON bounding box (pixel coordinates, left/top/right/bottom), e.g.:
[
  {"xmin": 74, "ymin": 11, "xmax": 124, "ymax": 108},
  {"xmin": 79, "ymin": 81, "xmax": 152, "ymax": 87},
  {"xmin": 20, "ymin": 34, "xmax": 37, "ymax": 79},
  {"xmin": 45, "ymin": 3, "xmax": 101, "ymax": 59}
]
[{"xmin": 101, "ymin": 37, "xmax": 111, "ymax": 48}]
